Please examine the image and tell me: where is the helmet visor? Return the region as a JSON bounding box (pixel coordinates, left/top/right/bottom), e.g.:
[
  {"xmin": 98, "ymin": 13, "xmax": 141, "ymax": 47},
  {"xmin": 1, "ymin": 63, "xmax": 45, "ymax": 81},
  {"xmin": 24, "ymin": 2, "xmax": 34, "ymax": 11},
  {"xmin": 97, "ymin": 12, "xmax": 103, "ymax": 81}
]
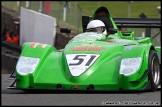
[{"xmin": 86, "ymin": 26, "xmax": 106, "ymax": 33}]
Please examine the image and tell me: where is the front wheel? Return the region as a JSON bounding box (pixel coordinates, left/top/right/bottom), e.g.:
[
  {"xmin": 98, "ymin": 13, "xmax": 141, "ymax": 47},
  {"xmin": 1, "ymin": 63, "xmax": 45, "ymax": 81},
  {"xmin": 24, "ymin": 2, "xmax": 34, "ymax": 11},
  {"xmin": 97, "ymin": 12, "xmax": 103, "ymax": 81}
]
[{"xmin": 148, "ymin": 50, "xmax": 160, "ymax": 91}]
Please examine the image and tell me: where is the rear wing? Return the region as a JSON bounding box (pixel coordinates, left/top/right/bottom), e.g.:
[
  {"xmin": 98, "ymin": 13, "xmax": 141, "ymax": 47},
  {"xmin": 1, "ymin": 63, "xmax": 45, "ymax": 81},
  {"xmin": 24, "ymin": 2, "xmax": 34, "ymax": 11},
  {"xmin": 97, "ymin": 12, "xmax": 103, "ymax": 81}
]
[
  {"xmin": 114, "ymin": 18, "xmax": 161, "ymax": 28},
  {"xmin": 82, "ymin": 16, "xmax": 161, "ymax": 32}
]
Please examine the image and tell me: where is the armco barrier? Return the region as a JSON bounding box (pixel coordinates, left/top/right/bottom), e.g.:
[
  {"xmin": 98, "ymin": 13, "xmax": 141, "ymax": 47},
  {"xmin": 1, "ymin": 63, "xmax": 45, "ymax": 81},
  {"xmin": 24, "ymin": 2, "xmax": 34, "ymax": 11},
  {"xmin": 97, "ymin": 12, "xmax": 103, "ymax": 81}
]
[{"xmin": 1, "ymin": 48, "xmax": 19, "ymax": 74}]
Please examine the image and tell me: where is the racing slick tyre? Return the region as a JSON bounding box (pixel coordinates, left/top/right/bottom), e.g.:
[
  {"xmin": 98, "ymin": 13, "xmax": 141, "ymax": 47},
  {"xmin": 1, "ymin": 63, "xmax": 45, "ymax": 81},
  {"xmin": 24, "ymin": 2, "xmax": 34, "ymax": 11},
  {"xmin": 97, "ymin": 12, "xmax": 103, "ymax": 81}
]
[{"xmin": 148, "ymin": 50, "xmax": 160, "ymax": 91}]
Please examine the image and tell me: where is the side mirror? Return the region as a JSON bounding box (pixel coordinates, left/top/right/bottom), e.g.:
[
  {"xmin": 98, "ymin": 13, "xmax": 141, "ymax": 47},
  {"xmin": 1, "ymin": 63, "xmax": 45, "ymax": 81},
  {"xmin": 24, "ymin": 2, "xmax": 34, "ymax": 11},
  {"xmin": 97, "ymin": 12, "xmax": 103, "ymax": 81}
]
[
  {"xmin": 60, "ymin": 28, "xmax": 71, "ymax": 34},
  {"xmin": 109, "ymin": 28, "xmax": 117, "ymax": 34}
]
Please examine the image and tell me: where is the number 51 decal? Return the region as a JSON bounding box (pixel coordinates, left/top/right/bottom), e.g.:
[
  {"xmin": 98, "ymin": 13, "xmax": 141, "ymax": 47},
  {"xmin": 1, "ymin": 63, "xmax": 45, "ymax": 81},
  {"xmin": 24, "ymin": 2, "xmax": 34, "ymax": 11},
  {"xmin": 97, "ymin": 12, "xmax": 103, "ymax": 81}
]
[{"xmin": 66, "ymin": 54, "xmax": 100, "ymax": 76}]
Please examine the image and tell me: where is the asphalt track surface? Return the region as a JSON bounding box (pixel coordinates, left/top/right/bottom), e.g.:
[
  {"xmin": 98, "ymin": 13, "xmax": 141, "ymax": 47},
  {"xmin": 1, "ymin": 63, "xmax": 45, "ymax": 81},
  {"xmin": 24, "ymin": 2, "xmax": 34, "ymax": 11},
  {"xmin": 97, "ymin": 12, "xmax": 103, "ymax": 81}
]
[{"xmin": 1, "ymin": 74, "xmax": 161, "ymax": 106}]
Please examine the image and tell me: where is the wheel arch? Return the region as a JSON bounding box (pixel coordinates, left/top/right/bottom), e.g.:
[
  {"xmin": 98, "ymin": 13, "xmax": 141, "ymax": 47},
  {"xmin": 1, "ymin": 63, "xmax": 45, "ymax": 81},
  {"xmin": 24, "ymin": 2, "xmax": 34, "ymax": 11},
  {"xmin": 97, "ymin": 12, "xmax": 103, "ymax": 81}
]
[
  {"xmin": 143, "ymin": 45, "xmax": 156, "ymax": 66},
  {"xmin": 143, "ymin": 45, "xmax": 161, "ymax": 91}
]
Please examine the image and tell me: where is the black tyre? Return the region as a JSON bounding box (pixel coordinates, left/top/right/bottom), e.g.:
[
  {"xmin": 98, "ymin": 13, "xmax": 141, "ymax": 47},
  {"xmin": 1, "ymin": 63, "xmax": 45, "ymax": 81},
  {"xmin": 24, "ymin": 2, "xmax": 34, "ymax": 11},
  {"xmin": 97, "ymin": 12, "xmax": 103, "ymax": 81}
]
[{"xmin": 148, "ymin": 50, "xmax": 160, "ymax": 91}]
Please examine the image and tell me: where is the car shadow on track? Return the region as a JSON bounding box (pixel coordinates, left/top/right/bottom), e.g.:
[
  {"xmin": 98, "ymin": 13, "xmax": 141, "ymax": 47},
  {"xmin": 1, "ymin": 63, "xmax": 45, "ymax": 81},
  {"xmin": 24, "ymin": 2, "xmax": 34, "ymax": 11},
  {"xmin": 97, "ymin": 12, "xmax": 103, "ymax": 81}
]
[{"xmin": 2, "ymin": 88, "xmax": 161, "ymax": 94}]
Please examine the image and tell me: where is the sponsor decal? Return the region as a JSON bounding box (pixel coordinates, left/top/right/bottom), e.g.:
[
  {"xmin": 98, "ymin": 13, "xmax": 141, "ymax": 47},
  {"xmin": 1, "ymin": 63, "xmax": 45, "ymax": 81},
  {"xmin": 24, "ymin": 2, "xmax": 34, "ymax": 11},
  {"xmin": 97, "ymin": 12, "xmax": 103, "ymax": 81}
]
[
  {"xmin": 124, "ymin": 44, "xmax": 139, "ymax": 50},
  {"xmin": 30, "ymin": 42, "xmax": 38, "ymax": 48},
  {"xmin": 124, "ymin": 45, "xmax": 134, "ymax": 50},
  {"xmin": 106, "ymin": 39, "xmax": 133, "ymax": 44},
  {"xmin": 30, "ymin": 42, "xmax": 47, "ymax": 48},
  {"xmin": 71, "ymin": 44, "xmax": 104, "ymax": 52},
  {"xmin": 106, "ymin": 40, "xmax": 113, "ymax": 42},
  {"xmin": 71, "ymin": 85, "xmax": 80, "ymax": 89},
  {"xmin": 39, "ymin": 44, "xmax": 46, "ymax": 48}
]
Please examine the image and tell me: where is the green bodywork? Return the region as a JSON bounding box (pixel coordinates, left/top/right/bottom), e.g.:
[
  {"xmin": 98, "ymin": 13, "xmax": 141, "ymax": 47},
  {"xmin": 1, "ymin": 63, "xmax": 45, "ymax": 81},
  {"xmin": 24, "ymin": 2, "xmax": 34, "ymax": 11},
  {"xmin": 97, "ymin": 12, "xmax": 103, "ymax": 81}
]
[{"xmin": 15, "ymin": 7, "xmax": 161, "ymax": 91}]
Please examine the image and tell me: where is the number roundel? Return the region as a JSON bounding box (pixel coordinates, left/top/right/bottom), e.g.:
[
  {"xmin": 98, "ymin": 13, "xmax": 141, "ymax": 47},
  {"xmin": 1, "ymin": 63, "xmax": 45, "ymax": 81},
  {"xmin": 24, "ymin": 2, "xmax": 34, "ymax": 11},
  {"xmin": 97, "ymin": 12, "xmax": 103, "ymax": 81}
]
[{"xmin": 66, "ymin": 54, "xmax": 100, "ymax": 76}]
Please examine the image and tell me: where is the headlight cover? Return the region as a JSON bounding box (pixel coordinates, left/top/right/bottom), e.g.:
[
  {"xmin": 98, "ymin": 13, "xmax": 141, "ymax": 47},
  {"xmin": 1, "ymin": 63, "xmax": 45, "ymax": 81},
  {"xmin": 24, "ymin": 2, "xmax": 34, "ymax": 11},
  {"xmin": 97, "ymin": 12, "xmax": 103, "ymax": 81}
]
[
  {"xmin": 119, "ymin": 57, "xmax": 142, "ymax": 76},
  {"xmin": 16, "ymin": 56, "xmax": 40, "ymax": 75}
]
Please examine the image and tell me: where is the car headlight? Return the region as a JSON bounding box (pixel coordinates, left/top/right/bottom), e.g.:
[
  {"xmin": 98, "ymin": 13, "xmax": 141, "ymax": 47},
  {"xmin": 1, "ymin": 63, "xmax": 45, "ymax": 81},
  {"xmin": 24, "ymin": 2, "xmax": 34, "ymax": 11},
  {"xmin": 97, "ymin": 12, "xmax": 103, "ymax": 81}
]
[
  {"xmin": 119, "ymin": 57, "xmax": 142, "ymax": 76},
  {"xmin": 16, "ymin": 56, "xmax": 40, "ymax": 75}
]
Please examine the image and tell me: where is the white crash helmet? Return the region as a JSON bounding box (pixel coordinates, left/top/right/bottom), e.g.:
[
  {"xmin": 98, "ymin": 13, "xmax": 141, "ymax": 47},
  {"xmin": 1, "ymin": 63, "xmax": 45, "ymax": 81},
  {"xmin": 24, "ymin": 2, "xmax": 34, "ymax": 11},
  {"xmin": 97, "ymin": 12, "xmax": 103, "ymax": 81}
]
[{"xmin": 86, "ymin": 20, "xmax": 107, "ymax": 34}]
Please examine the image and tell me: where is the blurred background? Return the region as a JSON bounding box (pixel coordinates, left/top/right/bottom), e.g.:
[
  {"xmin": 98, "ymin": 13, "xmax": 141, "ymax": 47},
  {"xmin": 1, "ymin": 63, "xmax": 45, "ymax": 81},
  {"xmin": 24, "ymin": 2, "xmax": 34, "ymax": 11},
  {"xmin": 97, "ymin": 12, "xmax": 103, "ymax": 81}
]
[{"xmin": 2, "ymin": 1, "xmax": 161, "ymax": 33}]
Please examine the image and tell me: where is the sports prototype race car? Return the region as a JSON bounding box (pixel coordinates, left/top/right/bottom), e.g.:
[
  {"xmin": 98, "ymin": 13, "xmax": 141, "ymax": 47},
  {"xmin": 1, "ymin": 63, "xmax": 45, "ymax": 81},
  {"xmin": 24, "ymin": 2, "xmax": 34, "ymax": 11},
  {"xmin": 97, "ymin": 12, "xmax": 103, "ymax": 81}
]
[{"xmin": 8, "ymin": 6, "xmax": 161, "ymax": 92}]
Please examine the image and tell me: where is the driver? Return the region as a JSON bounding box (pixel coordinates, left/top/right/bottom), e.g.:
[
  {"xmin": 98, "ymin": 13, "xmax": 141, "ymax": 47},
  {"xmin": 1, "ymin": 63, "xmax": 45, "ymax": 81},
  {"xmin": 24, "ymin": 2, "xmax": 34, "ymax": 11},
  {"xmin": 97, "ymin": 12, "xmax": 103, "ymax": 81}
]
[{"xmin": 86, "ymin": 20, "xmax": 107, "ymax": 35}]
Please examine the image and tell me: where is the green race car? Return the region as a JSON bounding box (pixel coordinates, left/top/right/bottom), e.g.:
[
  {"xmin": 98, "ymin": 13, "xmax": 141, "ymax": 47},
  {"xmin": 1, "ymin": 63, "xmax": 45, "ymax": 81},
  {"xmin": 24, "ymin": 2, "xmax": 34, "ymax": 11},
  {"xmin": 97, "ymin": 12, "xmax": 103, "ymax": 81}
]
[{"xmin": 9, "ymin": 6, "xmax": 161, "ymax": 92}]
